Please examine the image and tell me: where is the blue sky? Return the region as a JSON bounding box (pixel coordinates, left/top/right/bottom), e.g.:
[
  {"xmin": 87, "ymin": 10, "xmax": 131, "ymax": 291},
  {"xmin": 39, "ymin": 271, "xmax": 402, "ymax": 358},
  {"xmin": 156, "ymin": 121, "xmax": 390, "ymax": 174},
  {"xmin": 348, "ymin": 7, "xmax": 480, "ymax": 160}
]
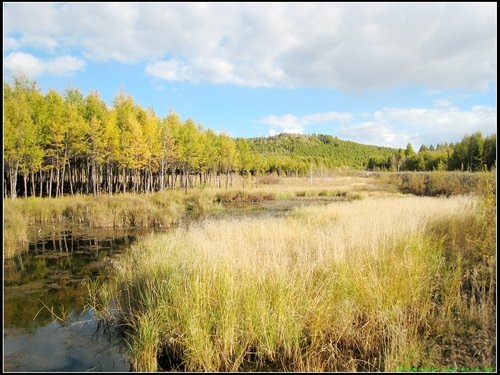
[{"xmin": 3, "ymin": 2, "xmax": 497, "ymax": 149}]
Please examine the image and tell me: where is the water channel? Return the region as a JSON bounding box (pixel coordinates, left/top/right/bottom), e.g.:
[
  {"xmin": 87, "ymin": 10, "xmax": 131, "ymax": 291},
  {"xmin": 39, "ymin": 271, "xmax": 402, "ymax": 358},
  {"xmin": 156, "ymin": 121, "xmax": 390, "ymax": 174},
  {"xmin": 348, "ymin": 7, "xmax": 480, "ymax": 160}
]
[{"xmin": 3, "ymin": 198, "xmax": 336, "ymax": 372}]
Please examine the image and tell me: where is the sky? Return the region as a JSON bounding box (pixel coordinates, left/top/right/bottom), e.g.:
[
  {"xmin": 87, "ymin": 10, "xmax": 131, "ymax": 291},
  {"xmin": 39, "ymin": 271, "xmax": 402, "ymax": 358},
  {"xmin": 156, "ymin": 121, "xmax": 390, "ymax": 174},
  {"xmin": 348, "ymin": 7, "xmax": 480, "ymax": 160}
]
[{"xmin": 3, "ymin": 2, "xmax": 497, "ymax": 149}]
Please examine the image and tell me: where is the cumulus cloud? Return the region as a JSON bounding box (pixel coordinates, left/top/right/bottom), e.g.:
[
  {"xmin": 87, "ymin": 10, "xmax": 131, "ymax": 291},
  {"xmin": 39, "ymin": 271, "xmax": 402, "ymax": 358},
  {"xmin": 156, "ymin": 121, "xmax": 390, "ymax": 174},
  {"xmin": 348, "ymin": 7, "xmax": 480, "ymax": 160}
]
[
  {"xmin": 261, "ymin": 114, "xmax": 306, "ymax": 134},
  {"xmin": 145, "ymin": 59, "xmax": 186, "ymax": 82},
  {"xmin": 375, "ymin": 104, "xmax": 497, "ymax": 146},
  {"xmin": 146, "ymin": 57, "xmax": 249, "ymax": 85},
  {"xmin": 260, "ymin": 112, "xmax": 352, "ymax": 134},
  {"xmin": 337, "ymin": 122, "xmax": 414, "ymax": 148},
  {"xmin": 4, "ymin": 52, "xmax": 45, "ymax": 77},
  {"xmin": 3, "ymin": 2, "xmax": 496, "ymax": 89},
  {"xmin": 4, "ymin": 52, "xmax": 85, "ymax": 78},
  {"xmin": 348, "ymin": 104, "xmax": 496, "ymax": 148}
]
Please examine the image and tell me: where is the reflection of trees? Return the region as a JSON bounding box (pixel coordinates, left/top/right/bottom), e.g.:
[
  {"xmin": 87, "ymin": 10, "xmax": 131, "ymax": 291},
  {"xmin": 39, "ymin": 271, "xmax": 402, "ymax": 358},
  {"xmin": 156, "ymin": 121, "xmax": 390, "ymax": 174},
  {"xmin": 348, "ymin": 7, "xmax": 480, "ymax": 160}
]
[
  {"xmin": 4, "ymin": 262, "xmax": 89, "ymax": 330},
  {"xmin": 4, "ymin": 228, "xmax": 143, "ymax": 331},
  {"xmin": 4, "ymin": 286, "xmax": 87, "ymax": 330},
  {"xmin": 27, "ymin": 257, "xmax": 49, "ymax": 280}
]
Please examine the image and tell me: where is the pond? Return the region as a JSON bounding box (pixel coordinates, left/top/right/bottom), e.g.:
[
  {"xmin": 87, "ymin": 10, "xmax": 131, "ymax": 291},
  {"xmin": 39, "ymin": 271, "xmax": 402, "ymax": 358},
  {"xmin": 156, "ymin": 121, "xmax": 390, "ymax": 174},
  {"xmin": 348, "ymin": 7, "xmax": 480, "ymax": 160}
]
[{"xmin": 3, "ymin": 198, "xmax": 337, "ymax": 372}]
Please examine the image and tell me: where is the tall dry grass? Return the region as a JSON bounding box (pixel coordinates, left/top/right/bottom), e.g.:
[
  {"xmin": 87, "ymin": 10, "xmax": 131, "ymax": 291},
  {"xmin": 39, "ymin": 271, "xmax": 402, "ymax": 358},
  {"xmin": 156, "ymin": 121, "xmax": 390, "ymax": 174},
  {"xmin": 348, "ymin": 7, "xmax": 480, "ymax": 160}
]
[
  {"xmin": 378, "ymin": 170, "xmax": 495, "ymax": 197},
  {"xmin": 3, "ymin": 200, "xmax": 28, "ymax": 258},
  {"xmin": 91, "ymin": 193, "xmax": 495, "ymax": 371}
]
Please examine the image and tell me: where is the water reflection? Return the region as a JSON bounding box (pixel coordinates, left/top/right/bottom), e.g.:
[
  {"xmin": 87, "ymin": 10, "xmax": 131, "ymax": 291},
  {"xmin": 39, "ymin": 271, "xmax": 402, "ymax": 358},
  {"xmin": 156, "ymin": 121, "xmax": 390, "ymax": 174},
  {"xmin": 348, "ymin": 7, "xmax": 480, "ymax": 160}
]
[
  {"xmin": 3, "ymin": 228, "xmax": 147, "ymax": 372},
  {"xmin": 4, "ymin": 311, "xmax": 130, "ymax": 372}
]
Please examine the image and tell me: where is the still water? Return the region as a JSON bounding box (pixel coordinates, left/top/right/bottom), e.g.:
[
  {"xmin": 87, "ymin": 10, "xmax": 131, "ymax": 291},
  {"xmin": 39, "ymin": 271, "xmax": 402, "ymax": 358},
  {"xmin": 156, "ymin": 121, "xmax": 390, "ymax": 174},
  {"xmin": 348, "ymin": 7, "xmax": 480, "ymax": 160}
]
[{"xmin": 3, "ymin": 227, "xmax": 149, "ymax": 372}]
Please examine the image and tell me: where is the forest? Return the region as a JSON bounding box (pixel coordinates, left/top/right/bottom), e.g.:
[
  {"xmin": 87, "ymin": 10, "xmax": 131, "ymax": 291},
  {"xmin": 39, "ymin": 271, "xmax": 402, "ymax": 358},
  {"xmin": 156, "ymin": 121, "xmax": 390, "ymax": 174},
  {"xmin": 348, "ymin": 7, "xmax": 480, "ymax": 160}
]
[{"xmin": 4, "ymin": 76, "xmax": 496, "ymax": 199}]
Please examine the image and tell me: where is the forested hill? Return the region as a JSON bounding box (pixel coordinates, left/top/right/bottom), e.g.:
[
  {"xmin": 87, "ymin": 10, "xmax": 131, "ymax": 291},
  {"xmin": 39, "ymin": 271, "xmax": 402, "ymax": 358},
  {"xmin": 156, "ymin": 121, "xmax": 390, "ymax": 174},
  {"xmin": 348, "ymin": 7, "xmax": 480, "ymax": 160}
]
[{"xmin": 244, "ymin": 133, "xmax": 396, "ymax": 172}]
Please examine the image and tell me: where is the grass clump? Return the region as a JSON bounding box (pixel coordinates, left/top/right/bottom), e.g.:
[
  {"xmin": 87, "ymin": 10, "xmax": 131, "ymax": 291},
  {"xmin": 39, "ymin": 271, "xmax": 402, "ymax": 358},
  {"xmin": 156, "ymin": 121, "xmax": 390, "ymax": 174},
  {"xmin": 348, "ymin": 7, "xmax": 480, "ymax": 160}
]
[{"xmin": 3, "ymin": 200, "xmax": 28, "ymax": 258}]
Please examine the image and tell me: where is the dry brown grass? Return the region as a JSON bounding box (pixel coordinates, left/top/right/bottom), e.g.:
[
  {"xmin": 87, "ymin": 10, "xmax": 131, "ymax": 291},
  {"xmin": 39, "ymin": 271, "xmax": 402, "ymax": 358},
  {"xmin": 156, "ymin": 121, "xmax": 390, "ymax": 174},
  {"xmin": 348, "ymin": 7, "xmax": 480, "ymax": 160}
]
[{"xmin": 91, "ymin": 193, "xmax": 495, "ymax": 371}]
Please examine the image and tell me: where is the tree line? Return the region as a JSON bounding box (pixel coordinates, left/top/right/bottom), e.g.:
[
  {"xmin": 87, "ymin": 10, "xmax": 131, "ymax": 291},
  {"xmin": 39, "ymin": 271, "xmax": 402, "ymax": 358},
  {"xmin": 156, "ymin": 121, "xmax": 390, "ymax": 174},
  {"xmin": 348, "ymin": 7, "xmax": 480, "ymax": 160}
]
[
  {"xmin": 244, "ymin": 131, "xmax": 496, "ymax": 175},
  {"xmin": 3, "ymin": 76, "xmax": 496, "ymax": 199},
  {"xmin": 367, "ymin": 132, "xmax": 496, "ymax": 172},
  {"xmin": 4, "ymin": 76, "xmax": 255, "ymax": 199}
]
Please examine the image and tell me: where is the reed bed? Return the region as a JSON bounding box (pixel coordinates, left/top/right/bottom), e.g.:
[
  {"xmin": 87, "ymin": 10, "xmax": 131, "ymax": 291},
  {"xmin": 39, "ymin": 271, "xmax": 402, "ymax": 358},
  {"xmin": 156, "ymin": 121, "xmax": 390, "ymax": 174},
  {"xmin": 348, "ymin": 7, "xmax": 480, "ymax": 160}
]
[{"xmin": 92, "ymin": 193, "xmax": 495, "ymax": 371}]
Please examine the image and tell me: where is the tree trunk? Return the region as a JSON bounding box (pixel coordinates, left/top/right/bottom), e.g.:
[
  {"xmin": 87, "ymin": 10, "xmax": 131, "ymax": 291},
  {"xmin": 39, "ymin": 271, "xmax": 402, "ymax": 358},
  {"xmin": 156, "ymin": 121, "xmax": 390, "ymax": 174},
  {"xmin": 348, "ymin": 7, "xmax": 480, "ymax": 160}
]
[
  {"xmin": 69, "ymin": 160, "xmax": 74, "ymax": 196},
  {"xmin": 48, "ymin": 168, "xmax": 53, "ymax": 199},
  {"xmin": 9, "ymin": 161, "xmax": 19, "ymax": 200},
  {"xmin": 92, "ymin": 158, "xmax": 97, "ymax": 196},
  {"xmin": 39, "ymin": 169, "xmax": 43, "ymax": 198},
  {"xmin": 55, "ymin": 166, "xmax": 60, "ymax": 198},
  {"xmin": 31, "ymin": 171, "xmax": 36, "ymax": 197},
  {"xmin": 86, "ymin": 161, "xmax": 91, "ymax": 194},
  {"xmin": 107, "ymin": 163, "xmax": 112, "ymax": 195},
  {"xmin": 160, "ymin": 160, "xmax": 165, "ymax": 191},
  {"xmin": 122, "ymin": 168, "xmax": 127, "ymax": 194},
  {"xmin": 23, "ymin": 173, "xmax": 28, "ymax": 198},
  {"xmin": 60, "ymin": 165, "xmax": 65, "ymax": 197}
]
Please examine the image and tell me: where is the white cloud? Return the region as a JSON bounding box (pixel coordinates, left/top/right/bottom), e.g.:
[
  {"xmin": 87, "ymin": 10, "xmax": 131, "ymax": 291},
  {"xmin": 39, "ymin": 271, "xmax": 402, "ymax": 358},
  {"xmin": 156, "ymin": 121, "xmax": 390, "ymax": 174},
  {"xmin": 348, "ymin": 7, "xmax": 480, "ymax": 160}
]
[
  {"xmin": 4, "ymin": 52, "xmax": 44, "ymax": 77},
  {"xmin": 261, "ymin": 114, "xmax": 305, "ymax": 134},
  {"xmin": 433, "ymin": 99, "xmax": 453, "ymax": 108},
  {"xmin": 337, "ymin": 122, "xmax": 414, "ymax": 148},
  {"xmin": 379, "ymin": 105, "xmax": 496, "ymax": 134},
  {"xmin": 4, "ymin": 52, "xmax": 85, "ymax": 78},
  {"xmin": 260, "ymin": 111, "xmax": 352, "ymax": 135},
  {"xmin": 45, "ymin": 55, "xmax": 86, "ymax": 76},
  {"xmin": 145, "ymin": 59, "xmax": 186, "ymax": 82},
  {"xmin": 3, "ymin": 36, "xmax": 19, "ymax": 50},
  {"xmin": 3, "ymin": 2, "xmax": 496, "ymax": 89},
  {"xmin": 346, "ymin": 104, "xmax": 497, "ymax": 148},
  {"xmin": 145, "ymin": 57, "xmax": 246, "ymax": 85}
]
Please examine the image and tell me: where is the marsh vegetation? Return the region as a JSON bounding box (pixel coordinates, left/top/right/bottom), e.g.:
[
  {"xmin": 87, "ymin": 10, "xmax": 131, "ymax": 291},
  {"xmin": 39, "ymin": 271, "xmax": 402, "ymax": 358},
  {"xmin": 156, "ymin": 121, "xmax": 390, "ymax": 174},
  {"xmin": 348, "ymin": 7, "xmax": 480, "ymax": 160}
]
[{"xmin": 84, "ymin": 171, "xmax": 496, "ymax": 372}]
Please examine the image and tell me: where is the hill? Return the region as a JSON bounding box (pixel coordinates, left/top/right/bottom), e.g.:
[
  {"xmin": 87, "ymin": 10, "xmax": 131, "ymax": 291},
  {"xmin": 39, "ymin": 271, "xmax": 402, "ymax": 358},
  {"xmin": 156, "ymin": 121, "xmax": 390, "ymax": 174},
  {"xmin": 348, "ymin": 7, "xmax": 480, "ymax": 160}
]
[{"xmin": 244, "ymin": 133, "xmax": 396, "ymax": 174}]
